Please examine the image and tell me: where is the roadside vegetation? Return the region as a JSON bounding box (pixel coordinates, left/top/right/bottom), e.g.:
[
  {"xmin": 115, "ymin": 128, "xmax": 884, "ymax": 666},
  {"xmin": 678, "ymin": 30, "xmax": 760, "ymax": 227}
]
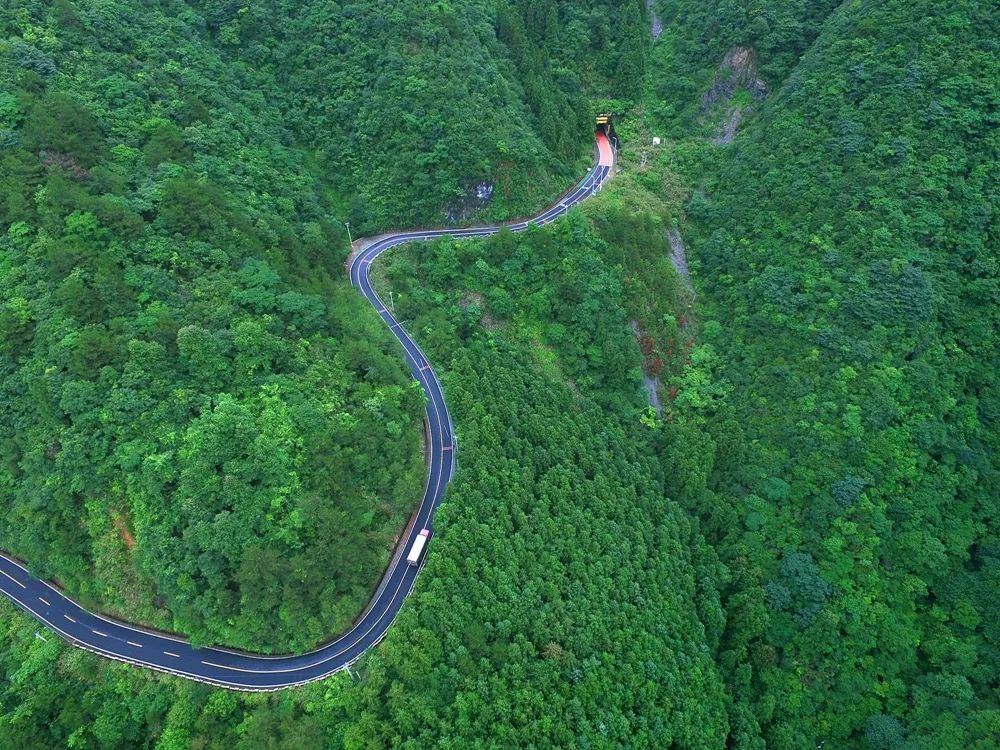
[
  {"xmin": 0, "ymin": 0, "xmax": 641, "ymax": 652},
  {"xmin": 0, "ymin": 0, "xmax": 428, "ymax": 652}
]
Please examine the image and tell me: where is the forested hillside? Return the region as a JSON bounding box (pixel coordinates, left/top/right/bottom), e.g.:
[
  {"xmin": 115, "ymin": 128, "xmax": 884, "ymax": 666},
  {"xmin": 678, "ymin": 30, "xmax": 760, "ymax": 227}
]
[
  {"xmin": 339, "ymin": 236, "xmax": 729, "ymax": 745},
  {"xmin": 0, "ymin": 0, "xmax": 430, "ymax": 651},
  {"xmin": 190, "ymin": 0, "xmax": 647, "ymax": 230},
  {"xmin": 0, "ymin": 211, "xmax": 732, "ymax": 748},
  {"xmin": 1, "ymin": 0, "xmax": 997, "ymax": 748},
  {"xmin": 651, "ymin": 0, "xmax": 999, "ymax": 747},
  {"xmin": 0, "ymin": 0, "xmax": 645, "ymax": 652},
  {"xmin": 656, "ymin": 0, "xmax": 842, "ymax": 83}
]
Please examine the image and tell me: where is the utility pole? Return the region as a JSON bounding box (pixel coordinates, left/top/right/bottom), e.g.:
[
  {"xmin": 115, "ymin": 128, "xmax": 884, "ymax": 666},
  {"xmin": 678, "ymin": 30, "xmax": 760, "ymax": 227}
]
[{"xmin": 344, "ymin": 221, "xmax": 352, "ymax": 246}]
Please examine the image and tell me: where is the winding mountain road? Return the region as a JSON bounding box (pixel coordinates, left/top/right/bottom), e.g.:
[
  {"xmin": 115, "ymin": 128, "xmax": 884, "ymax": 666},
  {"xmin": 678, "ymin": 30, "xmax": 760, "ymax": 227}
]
[{"xmin": 0, "ymin": 133, "xmax": 615, "ymax": 690}]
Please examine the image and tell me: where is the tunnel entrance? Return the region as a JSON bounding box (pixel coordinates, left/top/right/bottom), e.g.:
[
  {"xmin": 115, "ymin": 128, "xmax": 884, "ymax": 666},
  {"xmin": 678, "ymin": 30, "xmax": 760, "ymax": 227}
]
[{"xmin": 595, "ymin": 114, "xmax": 620, "ymax": 150}]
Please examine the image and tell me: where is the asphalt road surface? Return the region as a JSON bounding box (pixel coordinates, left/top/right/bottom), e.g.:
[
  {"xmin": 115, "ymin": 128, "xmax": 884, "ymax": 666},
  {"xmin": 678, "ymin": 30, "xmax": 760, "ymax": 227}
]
[{"xmin": 0, "ymin": 133, "xmax": 615, "ymax": 690}]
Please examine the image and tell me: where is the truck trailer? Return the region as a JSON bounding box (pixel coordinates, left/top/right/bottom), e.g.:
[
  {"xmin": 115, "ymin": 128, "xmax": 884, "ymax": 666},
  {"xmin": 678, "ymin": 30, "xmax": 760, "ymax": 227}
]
[{"xmin": 406, "ymin": 529, "xmax": 430, "ymax": 566}]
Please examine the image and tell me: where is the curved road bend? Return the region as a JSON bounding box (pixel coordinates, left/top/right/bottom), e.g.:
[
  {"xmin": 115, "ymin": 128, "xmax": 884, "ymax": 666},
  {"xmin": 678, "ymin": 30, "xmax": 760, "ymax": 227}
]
[{"xmin": 0, "ymin": 133, "xmax": 616, "ymax": 690}]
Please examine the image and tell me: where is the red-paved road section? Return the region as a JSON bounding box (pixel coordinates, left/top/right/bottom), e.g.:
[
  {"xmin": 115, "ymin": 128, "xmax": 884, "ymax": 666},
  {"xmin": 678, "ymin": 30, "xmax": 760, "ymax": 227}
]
[
  {"xmin": 596, "ymin": 131, "xmax": 614, "ymax": 166},
  {"xmin": 0, "ymin": 134, "xmax": 615, "ymax": 690}
]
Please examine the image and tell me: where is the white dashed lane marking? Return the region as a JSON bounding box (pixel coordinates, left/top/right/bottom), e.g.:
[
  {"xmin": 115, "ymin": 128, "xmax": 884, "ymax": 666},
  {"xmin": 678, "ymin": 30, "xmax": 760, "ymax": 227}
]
[{"xmin": 0, "ymin": 570, "xmax": 26, "ymax": 588}]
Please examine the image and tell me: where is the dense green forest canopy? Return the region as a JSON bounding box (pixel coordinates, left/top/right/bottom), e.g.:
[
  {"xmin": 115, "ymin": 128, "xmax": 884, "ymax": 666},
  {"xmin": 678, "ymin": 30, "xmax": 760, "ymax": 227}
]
[
  {"xmin": 0, "ymin": 204, "xmax": 732, "ymax": 750},
  {"xmin": 648, "ymin": 0, "xmax": 999, "ymax": 747},
  {"xmin": 1, "ymin": 0, "xmax": 998, "ymax": 748},
  {"xmin": 0, "ymin": 0, "xmax": 431, "ymax": 650},
  {"xmin": 191, "ymin": 0, "xmax": 648, "ymax": 230},
  {"xmin": 0, "ymin": 0, "xmax": 645, "ymax": 651},
  {"xmin": 656, "ymin": 0, "xmax": 843, "ymax": 82}
]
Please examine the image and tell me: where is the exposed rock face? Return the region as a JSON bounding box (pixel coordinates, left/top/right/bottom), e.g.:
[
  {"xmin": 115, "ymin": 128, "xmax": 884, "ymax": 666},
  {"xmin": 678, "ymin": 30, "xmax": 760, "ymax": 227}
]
[
  {"xmin": 667, "ymin": 227, "xmax": 694, "ymax": 295},
  {"xmin": 647, "ymin": 0, "xmax": 663, "ymax": 39},
  {"xmin": 703, "ymin": 46, "xmax": 769, "ymax": 145},
  {"xmin": 702, "ymin": 46, "xmax": 769, "ymax": 109},
  {"xmin": 444, "ymin": 180, "xmax": 494, "ymax": 223},
  {"xmin": 630, "ymin": 320, "xmax": 663, "ymax": 415},
  {"xmin": 713, "ymin": 109, "xmax": 743, "ymax": 145}
]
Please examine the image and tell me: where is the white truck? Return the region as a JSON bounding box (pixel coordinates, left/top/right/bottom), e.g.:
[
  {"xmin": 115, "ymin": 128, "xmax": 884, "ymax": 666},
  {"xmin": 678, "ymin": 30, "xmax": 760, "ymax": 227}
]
[{"xmin": 406, "ymin": 529, "xmax": 430, "ymax": 566}]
